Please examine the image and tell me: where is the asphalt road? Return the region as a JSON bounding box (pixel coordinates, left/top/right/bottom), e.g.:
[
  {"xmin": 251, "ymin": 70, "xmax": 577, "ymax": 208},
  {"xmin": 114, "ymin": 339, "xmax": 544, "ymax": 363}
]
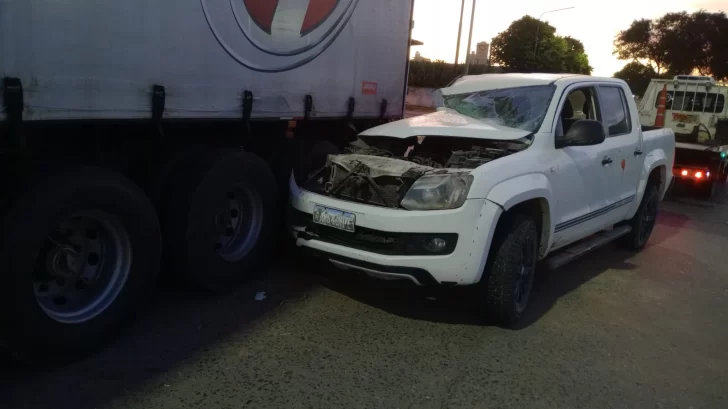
[{"xmin": 3, "ymin": 182, "xmax": 728, "ymax": 409}]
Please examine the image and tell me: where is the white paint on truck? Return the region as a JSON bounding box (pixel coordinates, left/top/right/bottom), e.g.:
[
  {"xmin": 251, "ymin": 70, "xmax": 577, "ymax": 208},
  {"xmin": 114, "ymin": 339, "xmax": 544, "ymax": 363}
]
[{"xmin": 289, "ymin": 73, "xmax": 675, "ymax": 295}]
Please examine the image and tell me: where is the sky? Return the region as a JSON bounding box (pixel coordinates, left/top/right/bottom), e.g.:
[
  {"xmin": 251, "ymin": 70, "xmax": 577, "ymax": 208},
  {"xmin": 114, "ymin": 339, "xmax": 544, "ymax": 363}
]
[{"xmin": 409, "ymin": 0, "xmax": 728, "ymax": 76}]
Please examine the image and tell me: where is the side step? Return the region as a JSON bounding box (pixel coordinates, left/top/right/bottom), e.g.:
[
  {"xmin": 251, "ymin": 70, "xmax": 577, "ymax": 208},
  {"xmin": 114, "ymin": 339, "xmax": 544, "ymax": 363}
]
[{"xmin": 544, "ymin": 225, "xmax": 632, "ymax": 270}]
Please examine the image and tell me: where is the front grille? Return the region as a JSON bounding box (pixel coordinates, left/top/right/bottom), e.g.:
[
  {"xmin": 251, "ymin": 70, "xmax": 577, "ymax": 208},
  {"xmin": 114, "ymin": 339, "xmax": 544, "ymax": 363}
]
[{"xmin": 289, "ymin": 208, "xmax": 457, "ymax": 256}]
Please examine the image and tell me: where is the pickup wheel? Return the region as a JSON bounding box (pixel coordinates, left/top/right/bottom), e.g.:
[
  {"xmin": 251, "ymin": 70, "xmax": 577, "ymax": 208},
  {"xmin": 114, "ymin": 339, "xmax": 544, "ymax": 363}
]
[
  {"xmin": 0, "ymin": 166, "xmax": 161, "ymax": 362},
  {"xmin": 161, "ymin": 151, "xmax": 278, "ymax": 293},
  {"xmin": 619, "ymin": 184, "xmax": 659, "ymax": 251},
  {"xmin": 480, "ymin": 213, "xmax": 539, "ymax": 327}
]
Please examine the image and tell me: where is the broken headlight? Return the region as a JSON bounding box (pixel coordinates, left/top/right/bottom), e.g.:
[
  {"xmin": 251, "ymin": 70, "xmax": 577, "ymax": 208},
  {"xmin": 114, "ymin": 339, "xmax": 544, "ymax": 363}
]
[{"xmin": 400, "ymin": 174, "xmax": 474, "ymax": 210}]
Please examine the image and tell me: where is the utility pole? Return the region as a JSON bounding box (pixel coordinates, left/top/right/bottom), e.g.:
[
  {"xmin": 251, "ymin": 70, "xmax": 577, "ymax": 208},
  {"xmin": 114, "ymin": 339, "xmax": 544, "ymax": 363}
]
[
  {"xmin": 454, "ymin": 0, "xmax": 466, "ymax": 65},
  {"xmin": 532, "ymin": 7, "xmax": 574, "ymax": 71},
  {"xmin": 464, "ymin": 0, "xmax": 477, "ymax": 75}
]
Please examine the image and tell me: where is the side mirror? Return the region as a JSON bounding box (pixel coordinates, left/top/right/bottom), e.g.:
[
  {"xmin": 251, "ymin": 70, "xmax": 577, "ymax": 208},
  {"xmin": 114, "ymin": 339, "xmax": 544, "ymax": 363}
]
[{"xmin": 557, "ymin": 119, "xmax": 606, "ymax": 148}]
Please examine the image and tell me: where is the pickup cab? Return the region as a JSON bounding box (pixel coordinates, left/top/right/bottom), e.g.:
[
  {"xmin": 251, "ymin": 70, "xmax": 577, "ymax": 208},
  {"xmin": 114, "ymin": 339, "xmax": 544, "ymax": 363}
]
[{"xmin": 288, "ymin": 73, "xmax": 675, "ymax": 326}]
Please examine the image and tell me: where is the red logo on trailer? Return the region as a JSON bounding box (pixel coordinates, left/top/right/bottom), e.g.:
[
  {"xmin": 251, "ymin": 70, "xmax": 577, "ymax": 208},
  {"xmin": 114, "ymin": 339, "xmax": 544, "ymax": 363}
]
[
  {"xmin": 245, "ymin": 0, "xmax": 339, "ymax": 36},
  {"xmin": 361, "ymin": 81, "xmax": 378, "ymax": 95},
  {"xmin": 201, "ymin": 0, "xmax": 359, "ymax": 72}
]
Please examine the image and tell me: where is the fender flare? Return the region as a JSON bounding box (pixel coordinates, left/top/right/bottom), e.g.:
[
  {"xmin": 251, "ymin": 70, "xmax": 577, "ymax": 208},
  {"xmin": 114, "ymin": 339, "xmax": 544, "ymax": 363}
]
[
  {"xmin": 631, "ymin": 149, "xmax": 669, "ymax": 217},
  {"xmin": 485, "ymin": 173, "xmax": 555, "ymax": 256}
]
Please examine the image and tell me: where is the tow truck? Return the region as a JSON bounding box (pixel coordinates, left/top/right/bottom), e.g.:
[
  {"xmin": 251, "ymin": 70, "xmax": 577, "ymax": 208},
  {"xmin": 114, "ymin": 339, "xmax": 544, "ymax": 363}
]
[{"xmin": 638, "ymin": 75, "xmax": 728, "ymax": 198}]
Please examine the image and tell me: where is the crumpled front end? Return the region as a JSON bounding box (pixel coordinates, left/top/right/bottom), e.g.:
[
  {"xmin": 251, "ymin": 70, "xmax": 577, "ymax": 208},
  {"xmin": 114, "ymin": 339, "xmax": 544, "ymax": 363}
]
[
  {"xmin": 302, "ymin": 153, "xmax": 431, "ymax": 208},
  {"xmin": 297, "ymin": 135, "xmax": 526, "ymax": 209}
]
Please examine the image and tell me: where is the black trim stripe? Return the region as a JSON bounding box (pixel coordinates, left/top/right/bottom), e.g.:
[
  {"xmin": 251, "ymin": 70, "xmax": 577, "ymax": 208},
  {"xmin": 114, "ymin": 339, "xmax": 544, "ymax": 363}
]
[{"xmin": 555, "ymin": 195, "xmax": 635, "ymax": 233}]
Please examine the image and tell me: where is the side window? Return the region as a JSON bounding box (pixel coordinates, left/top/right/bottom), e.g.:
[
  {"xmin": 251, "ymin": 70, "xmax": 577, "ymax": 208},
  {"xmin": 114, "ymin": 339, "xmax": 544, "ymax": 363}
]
[
  {"xmin": 600, "ymin": 86, "xmax": 631, "ymax": 136},
  {"xmin": 556, "ymin": 87, "xmax": 600, "ymax": 139}
]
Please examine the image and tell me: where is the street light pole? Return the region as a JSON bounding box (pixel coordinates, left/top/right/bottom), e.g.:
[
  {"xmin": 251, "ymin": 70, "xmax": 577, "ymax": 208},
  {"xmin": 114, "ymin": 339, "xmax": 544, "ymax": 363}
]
[
  {"xmin": 532, "ymin": 6, "xmax": 574, "ymax": 71},
  {"xmin": 464, "ymin": 0, "xmax": 477, "ymax": 75},
  {"xmin": 454, "ymin": 0, "xmax": 466, "ymax": 65}
]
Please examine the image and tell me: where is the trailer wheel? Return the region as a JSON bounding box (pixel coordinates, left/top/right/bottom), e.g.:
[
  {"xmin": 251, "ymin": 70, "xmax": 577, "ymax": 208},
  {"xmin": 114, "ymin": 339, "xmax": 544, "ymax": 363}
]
[
  {"xmin": 0, "ymin": 166, "xmax": 161, "ymax": 361},
  {"xmin": 162, "ymin": 151, "xmax": 277, "ymax": 293}
]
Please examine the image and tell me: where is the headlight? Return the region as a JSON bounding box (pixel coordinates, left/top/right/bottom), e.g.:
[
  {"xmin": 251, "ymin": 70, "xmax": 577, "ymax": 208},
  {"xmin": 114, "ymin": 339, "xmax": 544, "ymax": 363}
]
[{"xmin": 400, "ymin": 173, "xmax": 474, "ymax": 210}]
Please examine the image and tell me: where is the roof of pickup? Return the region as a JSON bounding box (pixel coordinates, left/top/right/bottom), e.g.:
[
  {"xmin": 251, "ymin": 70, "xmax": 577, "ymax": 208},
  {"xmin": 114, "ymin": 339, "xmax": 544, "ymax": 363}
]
[{"xmin": 442, "ymin": 73, "xmax": 623, "ymax": 95}]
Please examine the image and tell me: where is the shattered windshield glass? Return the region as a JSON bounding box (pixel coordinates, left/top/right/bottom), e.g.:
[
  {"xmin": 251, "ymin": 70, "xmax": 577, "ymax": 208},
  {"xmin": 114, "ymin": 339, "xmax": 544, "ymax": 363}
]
[{"xmin": 443, "ymin": 85, "xmax": 555, "ymax": 133}]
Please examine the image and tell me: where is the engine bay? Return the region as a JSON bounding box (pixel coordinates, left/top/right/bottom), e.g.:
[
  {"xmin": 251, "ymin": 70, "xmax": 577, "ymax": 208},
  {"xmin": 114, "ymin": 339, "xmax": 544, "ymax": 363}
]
[
  {"xmin": 299, "ymin": 135, "xmax": 528, "ymax": 208},
  {"xmin": 343, "ymin": 135, "xmax": 527, "ymax": 169}
]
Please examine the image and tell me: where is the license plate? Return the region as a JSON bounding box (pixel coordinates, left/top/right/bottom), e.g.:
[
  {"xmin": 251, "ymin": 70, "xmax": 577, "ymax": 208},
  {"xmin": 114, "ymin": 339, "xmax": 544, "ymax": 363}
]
[{"xmin": 312, "ymin": 205, "xmax": 355, "ymax": 232}]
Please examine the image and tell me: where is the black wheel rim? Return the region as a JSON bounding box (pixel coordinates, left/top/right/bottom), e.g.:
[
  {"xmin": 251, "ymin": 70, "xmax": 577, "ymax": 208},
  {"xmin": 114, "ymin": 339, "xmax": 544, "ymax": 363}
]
[
  {"xmin": 638, "ymin": 194, "xmax": 658, "ymax": 245},
  {"xmin": 514, "ymin": 232, "xmax": 537, "ymax": 314},
  {"xmin": 214, "ymin": 184, "xmax": 264, "ymax": 263}
]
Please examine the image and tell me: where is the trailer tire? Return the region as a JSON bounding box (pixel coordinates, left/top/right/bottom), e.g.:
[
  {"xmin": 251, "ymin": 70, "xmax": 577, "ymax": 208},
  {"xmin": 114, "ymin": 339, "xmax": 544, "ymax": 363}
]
[
  {"xmin": 0, "ymin": 166, "xmax": 161, "ymax": 362},
  {"xmin": 162, "ymin": 151, "xmax": 277, "ymax": 293},
  {"xmin": 294, "ymin": 141, "xmax": 340, "ymax": 186}
]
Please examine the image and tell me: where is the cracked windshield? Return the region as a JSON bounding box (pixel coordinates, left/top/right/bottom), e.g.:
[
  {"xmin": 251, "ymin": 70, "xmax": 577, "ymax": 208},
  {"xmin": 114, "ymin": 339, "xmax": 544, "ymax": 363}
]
[{"xmin": 2, "ymin": 0, "xmax": 727, "ymax": 408}]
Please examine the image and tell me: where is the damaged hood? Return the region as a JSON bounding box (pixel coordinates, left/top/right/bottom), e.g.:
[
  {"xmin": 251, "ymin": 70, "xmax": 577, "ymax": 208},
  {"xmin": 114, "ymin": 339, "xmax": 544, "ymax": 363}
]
[
  {"xmin": 328, "ymin": 154, "xmax": 434, "ymax": 178},
  {"xmin": 361, "ymin": 109, "xmax": 533, "ymax": 141}
]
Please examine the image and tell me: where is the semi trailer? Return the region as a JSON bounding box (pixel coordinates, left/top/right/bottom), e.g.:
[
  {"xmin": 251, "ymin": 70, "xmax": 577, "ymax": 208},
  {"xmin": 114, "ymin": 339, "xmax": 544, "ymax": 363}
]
[{"xmin": 0, "ymin": 0, "xmax": 414, "ymax": 360}]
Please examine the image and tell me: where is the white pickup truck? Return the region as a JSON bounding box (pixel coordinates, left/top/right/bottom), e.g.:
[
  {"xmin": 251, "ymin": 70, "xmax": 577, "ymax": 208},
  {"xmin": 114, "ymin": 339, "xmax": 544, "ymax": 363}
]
[{"xmin": 289, "ymin": 74, "xmax": 675, "ymax": 325}]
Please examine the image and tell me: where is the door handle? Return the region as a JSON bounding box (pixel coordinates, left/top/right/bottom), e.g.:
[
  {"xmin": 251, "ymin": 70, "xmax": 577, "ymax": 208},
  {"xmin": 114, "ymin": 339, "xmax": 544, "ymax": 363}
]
[
  {"xmin": 602, "ymin": 156, "xmax": 613, "ymax": 166},
  {"xmin": 634, "ymin": 148, "xmax": 643, "ymax": 156}
]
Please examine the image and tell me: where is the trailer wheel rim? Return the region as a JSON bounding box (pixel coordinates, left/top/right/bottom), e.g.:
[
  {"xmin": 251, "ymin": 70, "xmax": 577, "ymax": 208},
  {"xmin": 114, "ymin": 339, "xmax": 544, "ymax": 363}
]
[
  {"xmin": 34, "ymin": 211, "xmax": 132, "ymax": 324},
  {"xmin": 215, "ymin": 184, "xmax": 263, "ymax": 262}
]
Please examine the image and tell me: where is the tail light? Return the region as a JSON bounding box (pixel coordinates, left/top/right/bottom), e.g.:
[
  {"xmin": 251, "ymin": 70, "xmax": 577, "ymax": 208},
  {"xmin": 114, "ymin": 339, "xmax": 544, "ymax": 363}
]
[{"xmin": 674, "ymin": 167, "xmax": 711, "ymax": 181}]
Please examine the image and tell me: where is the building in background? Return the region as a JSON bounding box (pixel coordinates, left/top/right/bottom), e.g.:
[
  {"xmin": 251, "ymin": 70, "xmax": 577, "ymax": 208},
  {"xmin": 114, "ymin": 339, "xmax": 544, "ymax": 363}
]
[
  {"xmin": 468, "ymin": 41, "xmax": 490, "ymax": 66},
  {"xmin": 413, "ymin": 51, "xmax": 431, "ymax": 62}
]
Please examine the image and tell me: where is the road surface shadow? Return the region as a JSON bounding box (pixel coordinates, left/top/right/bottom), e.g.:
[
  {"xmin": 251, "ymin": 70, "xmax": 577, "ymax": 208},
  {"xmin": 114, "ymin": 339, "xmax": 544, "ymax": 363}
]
[
  {"xmin": 312, "ymin": 215, "xmax": 689, "ymax": 330},
  {"xmin": 0, "ymin": 238, "xmax": 317, "ymax": 409}
]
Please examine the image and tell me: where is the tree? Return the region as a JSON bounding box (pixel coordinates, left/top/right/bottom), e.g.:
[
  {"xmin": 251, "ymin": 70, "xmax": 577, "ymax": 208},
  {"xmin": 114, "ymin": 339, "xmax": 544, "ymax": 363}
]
[
  {"xmin": 490, "ymin": 16, "xmax": 592, "ymax": 74},
  {"xmin": 613, "ymin": 62, "xmax": 662, "ymax": 97},
  {"xmin": 613, "ymin": 19, "xmax": 669, "ymax": 74},
  {"xmin": 562, "ymin": 36, "xmax": 592, "ymax": 75},
  {"xmin": 614, "ymin": 11, "xmax": 728, "ymax": 81}
]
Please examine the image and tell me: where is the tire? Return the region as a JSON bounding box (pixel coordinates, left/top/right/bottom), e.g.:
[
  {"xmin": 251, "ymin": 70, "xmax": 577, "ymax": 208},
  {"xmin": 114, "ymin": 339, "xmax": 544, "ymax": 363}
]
[
  {"xmin": 0, "ymin": 166, "xmax": 161, "ymax": 362},
  {"xmin": 718, "ymin": 164, "xmax": 728, "ymax": 182},
  {"xmin": 696, "ymin": 181, "xmax": 715, "ymax": 200},
  {"xmin": 480, "ymin": 213, "xmax": 539, "ymax": 327},
  {"xmin": 162, "ymin": 150, "xmax": 278, "ymax": 293},
  {"xmin": 294, "ymin": 141, "xmax": 340, "ymax": 186},
  {"xmin": 619, "ymin": 184, "xmax": 659, "ymax": 250}
]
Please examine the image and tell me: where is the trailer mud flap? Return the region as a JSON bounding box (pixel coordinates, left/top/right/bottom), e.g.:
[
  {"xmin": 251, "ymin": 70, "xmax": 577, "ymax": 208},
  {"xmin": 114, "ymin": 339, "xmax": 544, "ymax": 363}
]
[{"xmin": 2, "ymin": 77, "xmax": 25, "ymax": 151}]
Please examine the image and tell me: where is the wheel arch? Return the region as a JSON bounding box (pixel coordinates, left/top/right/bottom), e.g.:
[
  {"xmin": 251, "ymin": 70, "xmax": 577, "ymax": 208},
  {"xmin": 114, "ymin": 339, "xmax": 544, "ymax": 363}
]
[
  {"xmin": 626, "ymin": 151, "xmax": 669, "ymax": 220},
  {"xmin": 485, "ymin": 173, "xmax": 554, "ymax": 258}
]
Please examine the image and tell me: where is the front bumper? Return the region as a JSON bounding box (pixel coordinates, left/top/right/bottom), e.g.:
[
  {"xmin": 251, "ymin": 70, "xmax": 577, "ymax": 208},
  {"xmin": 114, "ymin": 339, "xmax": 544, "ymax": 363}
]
[{"xmin": 288, "ymin": 175, "xmax": 502, "ymax": 285}]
